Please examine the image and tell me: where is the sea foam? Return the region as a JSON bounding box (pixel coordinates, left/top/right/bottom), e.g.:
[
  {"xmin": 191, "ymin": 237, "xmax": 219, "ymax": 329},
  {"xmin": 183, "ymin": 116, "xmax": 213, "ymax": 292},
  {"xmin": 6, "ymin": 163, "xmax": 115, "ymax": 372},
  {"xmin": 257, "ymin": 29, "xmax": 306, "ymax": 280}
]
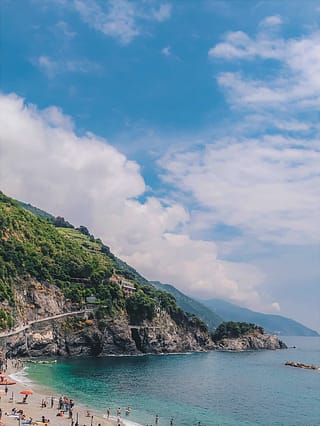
[{"xmin": 103, "ymin": 415, "xmax": 142, "ymax": 426}]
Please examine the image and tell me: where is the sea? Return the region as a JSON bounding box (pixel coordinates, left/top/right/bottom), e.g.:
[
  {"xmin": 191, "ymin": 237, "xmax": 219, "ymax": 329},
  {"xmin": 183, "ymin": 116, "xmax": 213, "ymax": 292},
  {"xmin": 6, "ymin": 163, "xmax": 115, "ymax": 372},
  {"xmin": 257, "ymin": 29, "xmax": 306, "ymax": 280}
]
[{"xmin": 14, "ymin": 336, "xmax": 320, "ymax": 426}]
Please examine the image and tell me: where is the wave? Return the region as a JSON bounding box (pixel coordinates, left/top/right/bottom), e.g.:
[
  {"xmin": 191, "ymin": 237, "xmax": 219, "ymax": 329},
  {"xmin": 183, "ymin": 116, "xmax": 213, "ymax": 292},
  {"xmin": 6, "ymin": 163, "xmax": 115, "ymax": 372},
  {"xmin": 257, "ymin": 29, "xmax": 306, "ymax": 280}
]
[
  {"xmin": 9, "ymin": 367, "xmax": 33, "ymax": 385},
  {"xmin": 103, "ymin": 415, "xmax": 143, "ymax": 426},
  {"xmin": 102, "ymin": 351, "xmax": 194, "ymax": 358}
]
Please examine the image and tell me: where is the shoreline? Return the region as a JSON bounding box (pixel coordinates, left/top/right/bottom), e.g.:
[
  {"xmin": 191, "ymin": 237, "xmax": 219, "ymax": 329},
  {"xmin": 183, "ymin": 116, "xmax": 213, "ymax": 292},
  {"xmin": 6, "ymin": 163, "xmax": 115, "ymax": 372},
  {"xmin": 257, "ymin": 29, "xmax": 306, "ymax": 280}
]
[{"xmin": 0, "ymin": 359, "xmax": 140, "ymax": 426}]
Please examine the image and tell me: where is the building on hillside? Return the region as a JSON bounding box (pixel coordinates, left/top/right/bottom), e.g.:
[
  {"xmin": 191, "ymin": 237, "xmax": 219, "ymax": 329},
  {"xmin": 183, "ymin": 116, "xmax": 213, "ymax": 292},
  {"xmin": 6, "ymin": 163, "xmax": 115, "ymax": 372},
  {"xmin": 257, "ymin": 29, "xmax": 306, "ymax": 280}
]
[
  {"xmin": 109, "ymin": 274, "xmax": 136, "ymax": 298},
  {"xmin": 86, "ymin": 296, "xmax": 97, "ymax": 304}
]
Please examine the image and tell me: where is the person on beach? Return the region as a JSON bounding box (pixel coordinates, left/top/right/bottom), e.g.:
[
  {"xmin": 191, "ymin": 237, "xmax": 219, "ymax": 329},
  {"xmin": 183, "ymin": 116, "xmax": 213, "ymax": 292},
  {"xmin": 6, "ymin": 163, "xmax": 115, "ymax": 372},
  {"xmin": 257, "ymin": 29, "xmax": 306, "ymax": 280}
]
[
  {"xmin": 155, "ymin": 414, "xmax": 159, "ymax": 424},
  {"xmin": 4, "ymin": 385, "xmax": 8, "ymax": 395},
  {"xmin": 106, "ymin": 408, "xmax": 110, "ymax": 418},
  {"xmin": 117, "ymin": 407, "xmax": 121, "ymax": 417},
  {"xmin": 50, "ymin": 396, "xmax": 54, "ymax": 408},
  {"xmin": 170, "ymin": 418, "xmax": 174, "ymax": 425}
]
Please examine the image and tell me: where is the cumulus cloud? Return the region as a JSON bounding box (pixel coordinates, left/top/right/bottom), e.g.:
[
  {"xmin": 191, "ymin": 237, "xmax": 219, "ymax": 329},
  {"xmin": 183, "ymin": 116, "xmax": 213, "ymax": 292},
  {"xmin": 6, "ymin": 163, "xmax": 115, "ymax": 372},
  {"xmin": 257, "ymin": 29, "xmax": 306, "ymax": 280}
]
[
  {"xmin": 74, "ymin": 0, "xmax": 171, "ymax": 44},
  {"xmin": 0, "ymin": 92, "xmax": 268, "ymax": 309}
]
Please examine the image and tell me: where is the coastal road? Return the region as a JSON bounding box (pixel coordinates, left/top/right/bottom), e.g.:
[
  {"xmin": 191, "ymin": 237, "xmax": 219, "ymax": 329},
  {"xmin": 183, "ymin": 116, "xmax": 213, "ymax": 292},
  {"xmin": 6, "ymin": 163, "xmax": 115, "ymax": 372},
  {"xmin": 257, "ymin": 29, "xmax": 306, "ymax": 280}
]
[{"xmin": 0, "ymin": 309, "xmax": 94, "ymax": 338}]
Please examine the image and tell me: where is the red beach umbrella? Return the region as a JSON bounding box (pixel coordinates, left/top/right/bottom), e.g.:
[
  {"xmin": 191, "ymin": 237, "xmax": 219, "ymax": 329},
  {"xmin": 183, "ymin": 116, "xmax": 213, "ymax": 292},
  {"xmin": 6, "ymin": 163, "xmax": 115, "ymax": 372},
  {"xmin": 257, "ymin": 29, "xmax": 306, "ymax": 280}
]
[
  {"xmin": 20, "ymin": 389, "xmax": 33, "ymax": 395},
  {"xmin": 0, "ymin": 380, "xmax": 16, "ymax": 385}
]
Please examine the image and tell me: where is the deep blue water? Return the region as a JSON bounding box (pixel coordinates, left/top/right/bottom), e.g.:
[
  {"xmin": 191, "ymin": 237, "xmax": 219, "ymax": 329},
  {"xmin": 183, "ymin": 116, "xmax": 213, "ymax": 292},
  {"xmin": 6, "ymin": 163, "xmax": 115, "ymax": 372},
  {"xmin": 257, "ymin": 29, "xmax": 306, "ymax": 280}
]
[{"xmin": 24, "ymin": 337, "xmax": 320, "ymax": 426}]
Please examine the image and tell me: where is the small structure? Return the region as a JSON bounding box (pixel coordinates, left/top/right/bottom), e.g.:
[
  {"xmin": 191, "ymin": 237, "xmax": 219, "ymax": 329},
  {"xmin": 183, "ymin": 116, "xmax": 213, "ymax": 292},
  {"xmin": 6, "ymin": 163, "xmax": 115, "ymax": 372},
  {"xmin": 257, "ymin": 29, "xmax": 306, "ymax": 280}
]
[
  {"xmin": 86, "ymin": 296, "xmax": 97, "ymax": 304},
  {"xmin": 109, "ymin": 275, "xmax": 136, "ymax": 298}
]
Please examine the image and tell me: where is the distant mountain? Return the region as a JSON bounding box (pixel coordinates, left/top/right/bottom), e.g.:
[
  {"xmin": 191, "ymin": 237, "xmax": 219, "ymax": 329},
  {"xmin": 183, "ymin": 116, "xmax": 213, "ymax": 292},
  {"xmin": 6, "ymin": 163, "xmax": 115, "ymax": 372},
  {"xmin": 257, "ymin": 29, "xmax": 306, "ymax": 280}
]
[
  {"xmin": 201, "ymin": 299, "xmax": 319, "ymax": 337},
  {"xmin": 151, "ymin": 281, "xmax": 223, "ymax": 331}
]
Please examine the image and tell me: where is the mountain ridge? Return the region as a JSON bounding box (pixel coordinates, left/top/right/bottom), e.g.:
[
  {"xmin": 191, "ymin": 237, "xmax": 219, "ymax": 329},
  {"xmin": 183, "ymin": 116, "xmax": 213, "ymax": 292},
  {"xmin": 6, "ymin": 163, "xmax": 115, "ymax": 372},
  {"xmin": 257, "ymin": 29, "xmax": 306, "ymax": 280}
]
[
  {"xmin": 151, "ymin": 281, "xmax": 223, "ymax": 331},
  {"xmin": 201, "ymin": 298, "xmax": 319, "ymax": 337}
]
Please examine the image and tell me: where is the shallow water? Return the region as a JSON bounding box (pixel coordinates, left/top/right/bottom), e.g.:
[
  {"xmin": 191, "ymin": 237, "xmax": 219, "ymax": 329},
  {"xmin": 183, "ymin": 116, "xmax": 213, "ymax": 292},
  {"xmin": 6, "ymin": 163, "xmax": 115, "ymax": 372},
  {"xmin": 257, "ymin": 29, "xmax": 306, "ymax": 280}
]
[{"xmin": 25, "ymin": 337, "xmax": 320, "ymax": 426}]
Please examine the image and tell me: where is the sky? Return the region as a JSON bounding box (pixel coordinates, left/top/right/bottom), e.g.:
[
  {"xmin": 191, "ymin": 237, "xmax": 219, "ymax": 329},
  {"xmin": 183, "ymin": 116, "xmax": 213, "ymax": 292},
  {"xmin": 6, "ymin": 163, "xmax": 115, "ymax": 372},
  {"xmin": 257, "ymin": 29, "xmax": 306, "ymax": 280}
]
[{"xmin": 1, "ymin": 0, "xmax": 319, "ymax": 331}]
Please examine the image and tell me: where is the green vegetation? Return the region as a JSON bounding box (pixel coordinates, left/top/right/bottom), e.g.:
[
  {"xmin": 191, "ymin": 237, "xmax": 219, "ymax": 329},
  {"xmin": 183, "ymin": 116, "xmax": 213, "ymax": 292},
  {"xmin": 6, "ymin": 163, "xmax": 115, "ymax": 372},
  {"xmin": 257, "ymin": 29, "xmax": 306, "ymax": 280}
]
[
  {"xmin": 0, "ymin": 308, "xmax": 14, "ymax": 330},
  {"xmin": 0, "ymin": 193, "xmax": 121, "ymax": 309},
  {"xmin": 212, "ymin": 321, "xmax": 264, "ymax": 341},
  {"xmin": 0, "ymin": 192, "xmax": 206, "ymax": 332}
]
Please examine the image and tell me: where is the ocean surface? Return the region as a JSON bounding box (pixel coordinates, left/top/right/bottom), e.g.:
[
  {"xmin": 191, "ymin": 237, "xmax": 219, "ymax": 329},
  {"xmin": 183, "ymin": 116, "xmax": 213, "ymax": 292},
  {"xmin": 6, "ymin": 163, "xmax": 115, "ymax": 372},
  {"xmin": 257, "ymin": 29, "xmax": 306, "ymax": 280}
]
[{"xmin": 20, "ymin": 336, "xmax": 320, "ymax": 426}]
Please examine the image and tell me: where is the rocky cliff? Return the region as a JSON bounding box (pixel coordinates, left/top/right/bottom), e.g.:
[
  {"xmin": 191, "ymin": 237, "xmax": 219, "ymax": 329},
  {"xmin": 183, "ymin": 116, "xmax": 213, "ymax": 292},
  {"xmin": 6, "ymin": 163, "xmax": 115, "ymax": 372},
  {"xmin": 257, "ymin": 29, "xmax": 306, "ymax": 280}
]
[
  {"xmin": 5, "ymin": 314, "xmax": 214, "ymax": 358},
  {"xmin": 2, "ymin": 279, "xmax": 286, "ymax": 357},
  {"xmin": 1, "ymin": 279, "xmax": 213, "ymax": 357},
  {"xmin": 216, "ymin": 330, "xmax": 287, "ymax": 351}
]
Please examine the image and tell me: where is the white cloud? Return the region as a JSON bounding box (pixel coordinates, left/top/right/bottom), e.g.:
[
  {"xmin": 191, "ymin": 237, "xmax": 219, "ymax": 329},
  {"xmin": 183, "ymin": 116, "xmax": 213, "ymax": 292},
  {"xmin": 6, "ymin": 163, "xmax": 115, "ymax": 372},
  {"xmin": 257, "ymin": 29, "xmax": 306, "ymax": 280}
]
[
  {"xmin": 260, "ymin": 15, "xmax": 282, "ymax": 27},
  {"xmin": 74, "ymin": 0, "xmax": 171, "ymax": 45},
  {"xmin": 38, "ymin": 56, "xmax": 58, "ymax": 79},
  {"xmin": 0, "ymin": 92, "xmax": 268, "ymax": 309},
  {"xmin": 159, "ymin": 135, "xmax": 320, "ymax": 245},
  {"xmin": 37, "ymin": 55, "xmax": 101, "ymax": 78},
  {"xmin": 161, "ymin": 45, "xmax": 171, "ymax": 56},
  {"xmin": 209, "ymin": 27, "xmax": 320, "ymax": 110},
  {"xmin": 152, "ymin": 3, "xmax": 171, "ymax": 22},
  {"xmin": 55, "ymin": 20, "xmax": 77, "ymax": 39}
]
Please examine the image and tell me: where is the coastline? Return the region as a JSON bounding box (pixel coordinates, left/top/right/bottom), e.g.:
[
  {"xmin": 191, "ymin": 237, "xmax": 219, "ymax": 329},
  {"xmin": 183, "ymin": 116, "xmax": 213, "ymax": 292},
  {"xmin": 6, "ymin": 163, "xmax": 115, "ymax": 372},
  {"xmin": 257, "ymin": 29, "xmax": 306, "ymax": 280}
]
[{"xmin": 1, "ymin": 359, "xmax": 140, "ymax": 426}]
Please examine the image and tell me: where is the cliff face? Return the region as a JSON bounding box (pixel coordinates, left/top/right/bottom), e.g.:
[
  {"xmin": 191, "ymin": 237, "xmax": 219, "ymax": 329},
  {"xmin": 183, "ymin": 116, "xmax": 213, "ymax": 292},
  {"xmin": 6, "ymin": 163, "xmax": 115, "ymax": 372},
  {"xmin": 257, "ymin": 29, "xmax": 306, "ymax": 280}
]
[
  {"xmin": 5, "ymin": 314, "xmax": 214, "ymax": 358},
  {"xmin": 2, "ymin": 279, "xmax": 213, "ymax": 357}
]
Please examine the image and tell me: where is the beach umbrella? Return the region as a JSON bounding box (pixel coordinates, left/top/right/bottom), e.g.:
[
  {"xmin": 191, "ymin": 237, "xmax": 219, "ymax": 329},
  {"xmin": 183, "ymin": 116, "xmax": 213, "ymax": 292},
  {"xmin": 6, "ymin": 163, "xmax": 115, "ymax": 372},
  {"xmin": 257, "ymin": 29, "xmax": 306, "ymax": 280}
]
[
  {"xmin": 0, "ymin": 380, "xmax": 16, "ymax": 385},
  {"xmin": 20, "ymin": 389, "xmax": 33, "ymax": 395}
]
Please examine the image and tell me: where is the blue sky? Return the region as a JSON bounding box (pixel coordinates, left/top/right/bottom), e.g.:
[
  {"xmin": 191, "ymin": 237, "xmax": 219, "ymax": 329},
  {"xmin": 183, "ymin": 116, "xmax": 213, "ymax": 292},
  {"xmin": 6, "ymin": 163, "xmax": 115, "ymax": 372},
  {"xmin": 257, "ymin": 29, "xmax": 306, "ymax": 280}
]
[{"xmin": 1, "ymin": 0, "xmax": 319, "ymax": 331}]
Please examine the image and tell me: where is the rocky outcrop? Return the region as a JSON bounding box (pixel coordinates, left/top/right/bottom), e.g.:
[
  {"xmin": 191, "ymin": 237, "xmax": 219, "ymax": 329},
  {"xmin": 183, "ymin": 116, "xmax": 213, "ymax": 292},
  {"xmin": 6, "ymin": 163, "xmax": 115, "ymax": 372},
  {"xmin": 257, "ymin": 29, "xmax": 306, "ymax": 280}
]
[
  {"xmin": 285, "ymin": 361, "xmax": 319, "ymax": 370},
  {"xmin": 216, "ymin": 331, "xmax": 287, "ymax": 351}
]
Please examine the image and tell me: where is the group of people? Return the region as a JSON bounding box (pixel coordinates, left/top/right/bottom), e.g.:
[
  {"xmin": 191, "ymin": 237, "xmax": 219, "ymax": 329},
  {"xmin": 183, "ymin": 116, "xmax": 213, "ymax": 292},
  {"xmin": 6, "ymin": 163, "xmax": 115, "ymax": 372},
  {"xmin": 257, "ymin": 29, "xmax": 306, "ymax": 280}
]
[
  {"xmin": 146, "ymin": 415, "xmax": 175, "ymax": 425},
  {"xmin": 2, "ymin": 407, "xmax": 34, "ymax": 424}
]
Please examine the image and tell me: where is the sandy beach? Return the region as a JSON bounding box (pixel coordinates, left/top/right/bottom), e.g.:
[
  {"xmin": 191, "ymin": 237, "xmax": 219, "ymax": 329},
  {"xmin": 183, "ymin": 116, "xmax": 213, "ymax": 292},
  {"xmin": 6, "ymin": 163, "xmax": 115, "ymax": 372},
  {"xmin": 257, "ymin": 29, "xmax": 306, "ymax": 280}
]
[{"xmin": 0, "ymin": 360, "xmax": 123, "ymax": 426}]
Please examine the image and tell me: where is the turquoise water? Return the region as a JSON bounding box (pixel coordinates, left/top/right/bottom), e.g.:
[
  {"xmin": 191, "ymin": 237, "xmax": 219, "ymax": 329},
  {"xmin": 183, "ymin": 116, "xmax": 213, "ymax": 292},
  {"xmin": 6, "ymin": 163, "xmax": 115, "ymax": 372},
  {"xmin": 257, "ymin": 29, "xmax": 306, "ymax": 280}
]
[{"xmin": 24, "ymin": 337, "xmax": 320, "ymax": 426}]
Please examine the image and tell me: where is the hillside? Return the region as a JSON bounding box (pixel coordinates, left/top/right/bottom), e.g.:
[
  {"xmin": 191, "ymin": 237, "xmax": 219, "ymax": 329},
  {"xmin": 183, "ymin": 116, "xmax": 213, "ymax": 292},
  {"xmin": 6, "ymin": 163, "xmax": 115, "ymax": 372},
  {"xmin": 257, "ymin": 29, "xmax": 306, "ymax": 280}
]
[
  {"xmin": 201, "ymin": 299, "xmax": 319, "ymax": 337},
  {"xmin": 0, "ymin": 192, "xmax": 212, "ymax": 356},
  {"xmin": 151, "ymin": 281, "xmax": 223, "ymax": 331}
]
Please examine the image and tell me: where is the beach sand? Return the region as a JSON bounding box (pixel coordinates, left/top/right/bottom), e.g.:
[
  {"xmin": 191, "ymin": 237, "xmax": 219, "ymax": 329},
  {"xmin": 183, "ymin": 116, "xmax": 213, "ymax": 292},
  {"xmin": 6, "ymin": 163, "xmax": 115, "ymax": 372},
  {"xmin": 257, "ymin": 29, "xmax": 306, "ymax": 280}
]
[{"xmin": 0, "ymin": 360, "xmax": 123, "ymax": 426}]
